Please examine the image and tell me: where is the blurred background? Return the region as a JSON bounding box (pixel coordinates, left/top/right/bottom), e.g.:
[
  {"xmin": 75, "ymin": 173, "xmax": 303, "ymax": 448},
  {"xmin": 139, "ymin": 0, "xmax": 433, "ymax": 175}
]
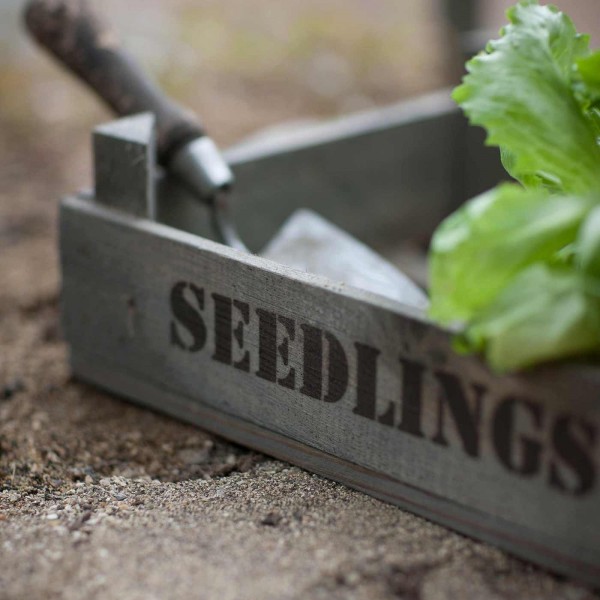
[
  {"xmin": 0, "ymin": 0, "xmax": 597, "ymax": 332},
  {"xmin": 1, "ymin": 0, "xmax": 598, "ymax": 204},
  {"xmin": 0, "ymin": 0, "xmax": 598, "ymax": 305}
]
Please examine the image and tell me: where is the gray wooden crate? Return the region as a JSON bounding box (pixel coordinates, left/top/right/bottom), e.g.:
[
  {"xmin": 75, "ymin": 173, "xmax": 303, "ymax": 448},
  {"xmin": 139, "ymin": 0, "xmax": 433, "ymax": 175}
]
[{"xmin": 60, "ymin": 90, "xmax": 600, "ymax": 586}]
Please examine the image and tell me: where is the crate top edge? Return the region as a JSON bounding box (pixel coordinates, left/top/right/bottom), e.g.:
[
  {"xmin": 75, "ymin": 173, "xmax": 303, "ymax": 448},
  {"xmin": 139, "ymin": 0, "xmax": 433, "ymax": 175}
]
[
  {"xmin": 61, "ymin": 193, "xmax": 430, "ymax": 322},
  {"xmin": 60, "ymin": 192, "xmax": 600, "ymax": 392},
  {"xmin": 224, "ymin": 89, "xmax": 458, "ymax": 166}
]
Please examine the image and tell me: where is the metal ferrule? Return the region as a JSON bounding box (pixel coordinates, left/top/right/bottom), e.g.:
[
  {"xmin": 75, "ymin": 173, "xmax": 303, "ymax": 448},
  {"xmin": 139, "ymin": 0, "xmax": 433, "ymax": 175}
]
[
  {"xmin": 169, "ymin": 136, "xmax": 247, "ymax": 251},
  {"xmin": 169, "ymin": 136, "xmax": 234, "ymax": 203}
]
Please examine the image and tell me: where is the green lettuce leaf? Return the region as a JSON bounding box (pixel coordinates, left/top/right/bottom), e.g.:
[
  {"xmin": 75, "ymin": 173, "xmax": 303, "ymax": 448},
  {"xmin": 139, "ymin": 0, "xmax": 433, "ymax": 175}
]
[
  {"xmin": 428, "ymin": 0, "xmax": 600, "ymax": 372},
  {"xmin": 461, "ymin": 264, "xmax": 600, "ymax": 372},
  {"xmin": 578, "ymin": 205, "xmax": 600, "ymax": 295},
  {"xmin": 452, "ymin": 1, "xmax": 600, "ymax": 194},
  {"xmin": 574, "ymin": 51, "xmax": 600, "ymax": 138},
  {"xmin": 576, "ymin": 51, "xmax": 600, "ymax": 104},
  {"xmin": 429, "ymin": 184, "xmax": 592, "ymax": 324}
]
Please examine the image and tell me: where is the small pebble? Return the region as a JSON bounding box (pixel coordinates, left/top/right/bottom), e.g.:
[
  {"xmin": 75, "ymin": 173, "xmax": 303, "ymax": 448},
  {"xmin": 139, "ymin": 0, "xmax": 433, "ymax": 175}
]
[
  {"xmin": 1, "ymin": 378, "xmax": 25, "ymax": 400},
  {"xmin": 260, "ymin": 512, "xmax": 282, "ymax": 527},
  {"xmin": 177, "ymin": 447, "xmax": 210, "ymax": 465}
]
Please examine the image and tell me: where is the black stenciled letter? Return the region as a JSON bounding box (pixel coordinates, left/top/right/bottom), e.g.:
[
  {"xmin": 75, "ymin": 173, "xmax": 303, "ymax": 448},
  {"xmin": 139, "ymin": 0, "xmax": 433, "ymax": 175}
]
[
  {"xmin": 256, "ymin": 309, "xmax": 296, "ymax": 389},
  {"xmin": 432, "ymin": 371, "xmax": 485, "ymax": 458},
  {"xmin": 212, "ymin": 294, "xmax": 251, "ymax": 372},
  {"xmin": 300, "ymin": 325, "xmax": 348, "ymax": 402},
  {"xmin": 300, "ymin": 324, "xmax": 322, "ymax": 399},
  {"xmin": 549, "ymin": 414, "xmax": 597, "ymax": 496},
  {"xmin": 397, "ymin": 358, "xmax": 426, "ymax": 438},
  {"xmin": 324, "ymin": 332, "xmax": 348, "ymax": 402},
  {"xmin": 353, "ymin": 344, "xmax": 394, "ymax": 425},
  {"xmin": 353, "ymin": 343, "xmax": 380, "ymax": 420},
  {"xmin": 170, "ymin": 282, "xmax": 206, "ymax": 352},
  {"xmin": 493, "ymin": 397, "xmax": 543, "ymax": 476}
]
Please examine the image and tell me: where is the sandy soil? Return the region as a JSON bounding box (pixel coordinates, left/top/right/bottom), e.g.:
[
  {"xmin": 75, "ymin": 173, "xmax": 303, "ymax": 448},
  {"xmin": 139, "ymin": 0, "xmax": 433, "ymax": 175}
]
[{"xmin": 1, "ymin": 1, "xmax": 599, "ymax": 598}]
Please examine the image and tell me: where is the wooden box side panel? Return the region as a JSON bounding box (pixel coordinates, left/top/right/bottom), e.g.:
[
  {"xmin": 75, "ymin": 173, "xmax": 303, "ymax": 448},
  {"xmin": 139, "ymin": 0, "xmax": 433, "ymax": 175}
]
[{"xmin": 60, "ymin": 197, "xmax": 600, "ymax": 583}]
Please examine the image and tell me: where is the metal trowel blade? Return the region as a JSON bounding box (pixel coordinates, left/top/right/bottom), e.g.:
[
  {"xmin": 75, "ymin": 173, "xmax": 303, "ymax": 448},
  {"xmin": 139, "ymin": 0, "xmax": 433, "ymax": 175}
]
[{"xmin": 261, "ymin": 210, "xmax": 429, "ymax": 311}]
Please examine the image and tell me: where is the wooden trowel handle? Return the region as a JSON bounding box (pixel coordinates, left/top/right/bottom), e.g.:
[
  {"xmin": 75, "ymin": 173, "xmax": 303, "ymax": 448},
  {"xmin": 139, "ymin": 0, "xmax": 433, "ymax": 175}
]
[{"xmin": 24, "ymin": 0, "xmax": 205, "ymax": 165}]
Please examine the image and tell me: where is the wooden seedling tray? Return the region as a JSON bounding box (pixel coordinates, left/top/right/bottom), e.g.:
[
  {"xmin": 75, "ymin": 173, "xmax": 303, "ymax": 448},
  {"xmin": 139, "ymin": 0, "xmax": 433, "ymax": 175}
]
[{"xmin": 60, "ymin": 90, "xmax": 600, "ymax": 586}]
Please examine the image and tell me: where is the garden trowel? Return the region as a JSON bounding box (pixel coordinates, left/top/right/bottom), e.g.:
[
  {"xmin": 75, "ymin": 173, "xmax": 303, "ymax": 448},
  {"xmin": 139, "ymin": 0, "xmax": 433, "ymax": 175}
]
[{"xmin": 25, "ymin": 0, "xmax": 427, "ymax": 309}]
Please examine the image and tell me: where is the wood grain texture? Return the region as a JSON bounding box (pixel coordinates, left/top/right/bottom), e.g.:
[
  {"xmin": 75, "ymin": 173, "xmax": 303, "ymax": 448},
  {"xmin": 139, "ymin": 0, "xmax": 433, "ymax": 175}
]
[
  {"xmin": 60, "ymin": 195, "xmax": 600, "ymax": 586},
  {"xmin": 157, "ymin": 91, "xmax": 506, "ymax": 252},
  {"xmin": 94, "ymin": 113, "xmax": 156, "ymax": 219}
]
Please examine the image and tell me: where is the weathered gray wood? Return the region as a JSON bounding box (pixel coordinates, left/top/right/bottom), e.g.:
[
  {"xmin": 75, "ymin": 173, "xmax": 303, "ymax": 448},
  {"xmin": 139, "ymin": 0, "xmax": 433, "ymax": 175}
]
[
  {"xmin": 94, "ymin": 113, "xmax": 156, "ymax": 219},
  {"xmin": 61, "ymin": 195, "xmax": 600, "ymax": 586},
  {"xmin": 156, "ymin": 91, "xmax": 507, "ymax": 253}
]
